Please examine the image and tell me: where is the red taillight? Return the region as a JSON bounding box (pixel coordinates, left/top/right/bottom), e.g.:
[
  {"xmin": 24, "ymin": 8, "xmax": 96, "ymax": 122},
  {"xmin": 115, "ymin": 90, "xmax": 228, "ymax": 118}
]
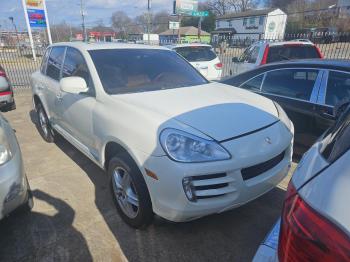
[
  {"xmin": 214, "ymin": 62, "xmax": 223, "ymax": 70},
  {"xmin": 0, "ymin": 70, "xmax": 6, "ymax": 77},
  {"xmin": 260, "ymin": 45, "xmax": 269, "ymax": 65},
  {"xmin": 315, "ymin": 45, "xmax": 324, "ymax": 59},
  {"xmin": 278, "ymin": 182, "xmax": 350, "ymax": 261}
]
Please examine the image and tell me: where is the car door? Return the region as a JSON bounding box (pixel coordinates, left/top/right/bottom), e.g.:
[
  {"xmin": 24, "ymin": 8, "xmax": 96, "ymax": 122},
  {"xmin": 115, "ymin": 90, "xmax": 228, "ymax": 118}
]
[
  {"xmin": 314, "ymin": 70, "xmax": 350, "ymax": 134},
  {"xmin": 42, "ymin": 46, "xmax": 66, "ymax": 124},
  {"xmin": 57, "ymin": 47, "xmax": 97, "ymax": 155},
  {"xmin": 259, "ymin": 68, "xmax": 323, "ymax": 152}
]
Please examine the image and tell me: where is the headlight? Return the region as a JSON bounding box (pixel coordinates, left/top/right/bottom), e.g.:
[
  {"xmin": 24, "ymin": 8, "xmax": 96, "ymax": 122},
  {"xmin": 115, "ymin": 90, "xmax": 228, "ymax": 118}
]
[
  {"xmin": 0, "ymin": 129, "xmax": 12, "ymax": 166},
  {"xmin": 160, "ymin": 128, "xmax": 231, "ymax": 163},
  {"xmin": 274, "ymin": 102, "xmax": 293, "ymax": 133}
]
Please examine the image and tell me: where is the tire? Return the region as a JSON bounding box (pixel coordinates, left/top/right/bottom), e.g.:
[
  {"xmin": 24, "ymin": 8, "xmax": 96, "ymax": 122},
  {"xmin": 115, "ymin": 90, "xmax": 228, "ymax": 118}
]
[
  {"xmin": 108, "ymin": 154, "xmax": 153, "ymax": 228},
  {"xmin": 36, "ymin": 103, "xmax": 55, "ymax": 143}
]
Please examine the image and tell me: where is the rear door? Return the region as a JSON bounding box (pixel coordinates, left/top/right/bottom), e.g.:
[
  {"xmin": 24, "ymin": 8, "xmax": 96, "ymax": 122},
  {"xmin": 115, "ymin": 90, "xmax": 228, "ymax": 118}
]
[
  {"xmin": 260, "ymin": 68, "xmax": 323, "ymax": 152},
  {"xmin": 314, "ymin": 70, "xmax": 350, "ymax": 133}
]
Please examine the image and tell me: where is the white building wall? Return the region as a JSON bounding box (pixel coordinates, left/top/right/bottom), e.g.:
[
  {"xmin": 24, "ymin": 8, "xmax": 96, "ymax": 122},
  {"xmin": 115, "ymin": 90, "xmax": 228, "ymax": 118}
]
[{"xmin": 264, "ymin": 9, "xmax": 287, "ymax": 40}]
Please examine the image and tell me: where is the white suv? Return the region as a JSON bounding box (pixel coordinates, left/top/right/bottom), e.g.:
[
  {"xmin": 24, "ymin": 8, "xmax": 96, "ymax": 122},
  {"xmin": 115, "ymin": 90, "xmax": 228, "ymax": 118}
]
[
  {"xmin": 231, "ymin": 41, "xmax": 323, "ymax": 76},
  {"xmin": 31, "ymin": 42, "xmax": 293, "ymax": 228}
]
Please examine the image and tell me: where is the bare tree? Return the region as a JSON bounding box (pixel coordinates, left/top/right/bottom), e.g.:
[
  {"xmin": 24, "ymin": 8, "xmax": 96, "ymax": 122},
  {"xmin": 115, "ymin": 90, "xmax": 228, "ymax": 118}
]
[
  {"xmin": 111, "ymin": 11, "xmax": 132, "ymax": 38},
  {"xmin": 207, "ymin": 0, "xmax": 256, "ymax": 15}
]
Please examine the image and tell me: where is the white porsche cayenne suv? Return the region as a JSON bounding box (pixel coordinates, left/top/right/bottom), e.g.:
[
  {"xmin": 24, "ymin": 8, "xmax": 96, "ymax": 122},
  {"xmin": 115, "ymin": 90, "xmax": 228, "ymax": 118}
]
[{"xmin": 31, "ymin": 42, "xmax": 293, "ymax": 228}]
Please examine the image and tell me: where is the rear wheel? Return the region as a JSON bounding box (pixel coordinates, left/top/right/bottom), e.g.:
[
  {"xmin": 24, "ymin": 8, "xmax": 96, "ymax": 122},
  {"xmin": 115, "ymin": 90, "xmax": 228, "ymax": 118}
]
[
  {"xmin": 108, "ymin": 154, "xmax": 153, "ymax": 228},
  {"xmin": 36, "ymin": 103, "xmax": 55, "ymax": 143}
]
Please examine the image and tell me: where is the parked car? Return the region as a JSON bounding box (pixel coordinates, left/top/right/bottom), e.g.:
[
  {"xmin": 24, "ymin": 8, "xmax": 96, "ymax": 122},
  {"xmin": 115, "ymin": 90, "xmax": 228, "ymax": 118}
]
[
  {"xmin": 230, "ymin": 41, "xmax": 323, "ymax": 76},
  {"xmin": 0, "ymin": 113, "xmax": 33, "ymax": 220},
  {"xmin": 31, "ymin": 42, "xmax": 293, "ymax": 228},
  {"xmin": 0, "ymin": 65, "xmax": 16, "ymax": 112},
  {"xmin": 169, "ymin": 44, "xmax": 223, "ymax": 81},
  {"xmin": 253, "ymin": 104, "xmax": 350, "ymax": 262},
  {"xmin": 222, "ymin": 59, "xmax": 350, "ymax": 155}
]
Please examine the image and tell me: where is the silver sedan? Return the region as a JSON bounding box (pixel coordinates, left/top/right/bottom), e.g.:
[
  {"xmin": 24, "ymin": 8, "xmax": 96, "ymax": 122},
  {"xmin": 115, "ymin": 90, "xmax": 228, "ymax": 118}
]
[{"xmin": 0, "ymin": 113, "xmax": 32, "ymax": 220}]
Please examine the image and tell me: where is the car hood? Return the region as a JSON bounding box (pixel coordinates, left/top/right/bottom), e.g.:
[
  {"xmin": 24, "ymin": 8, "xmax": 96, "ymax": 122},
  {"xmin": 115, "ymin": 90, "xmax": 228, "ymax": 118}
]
[{"xmin": 115, "ymin": 83, "xmax": 278, "ymax": 141}]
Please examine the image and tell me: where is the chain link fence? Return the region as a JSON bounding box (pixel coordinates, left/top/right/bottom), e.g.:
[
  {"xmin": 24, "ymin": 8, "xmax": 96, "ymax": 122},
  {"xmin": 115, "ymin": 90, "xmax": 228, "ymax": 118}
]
[{"xmin": 1, "ymin": 31, "xmax": 350, "ymax": 89}]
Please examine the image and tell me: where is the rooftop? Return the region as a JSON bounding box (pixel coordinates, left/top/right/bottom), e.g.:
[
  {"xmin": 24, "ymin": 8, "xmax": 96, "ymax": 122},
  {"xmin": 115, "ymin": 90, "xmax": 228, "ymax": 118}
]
[{"xmin": 217, "ymin": 8, "xmax": 281, "ymax": 20}]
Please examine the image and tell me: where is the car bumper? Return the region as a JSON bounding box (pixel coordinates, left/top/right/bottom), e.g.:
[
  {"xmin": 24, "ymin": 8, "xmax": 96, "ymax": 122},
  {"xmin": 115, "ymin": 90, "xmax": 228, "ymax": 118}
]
[
  {"xmin": 0, "ymin": 137, "xmax": 28, "ymax": 220},
  {"xmin": 253, "ymin": 219, "xmax": 280, "ymax": 262},
  {"xmin": 0, "ymin": 92, "xmax": 14, "ymax": 110},
  {"xmin": 140, "ymin": 122, "xmax": 293, "ymax": 222}
]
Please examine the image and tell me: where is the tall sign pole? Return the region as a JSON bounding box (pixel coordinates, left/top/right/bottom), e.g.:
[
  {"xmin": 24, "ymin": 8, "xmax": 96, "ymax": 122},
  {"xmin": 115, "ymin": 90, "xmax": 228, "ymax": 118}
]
[
  {"xmin": 21, "ymin": 0, "xmax": 36, "ymax": 61},
  {"xmin": 147, "ymin": 0, "xmax": 151, "ymax": 45},
  {"xmin": 42, "ymin": 0, "xmax": 52, "ymax": 44}
]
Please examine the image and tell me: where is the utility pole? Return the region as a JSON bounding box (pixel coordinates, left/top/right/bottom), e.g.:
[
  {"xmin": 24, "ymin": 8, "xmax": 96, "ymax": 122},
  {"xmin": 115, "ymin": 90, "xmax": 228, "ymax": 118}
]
[
  {"xmin": 80, "ymin": 0, "xmax": 87, "ymax": 42},
  {"xmin": 147, "ymin": 0, "xmax": 151, "ymax": 45}
]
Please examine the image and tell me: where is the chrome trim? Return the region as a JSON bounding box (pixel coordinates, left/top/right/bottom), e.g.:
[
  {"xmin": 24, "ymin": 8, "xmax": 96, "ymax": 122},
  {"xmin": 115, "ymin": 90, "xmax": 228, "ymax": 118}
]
[{"xmin": 260, "ymin": 73, "xmax": 267, "ymax": 91}]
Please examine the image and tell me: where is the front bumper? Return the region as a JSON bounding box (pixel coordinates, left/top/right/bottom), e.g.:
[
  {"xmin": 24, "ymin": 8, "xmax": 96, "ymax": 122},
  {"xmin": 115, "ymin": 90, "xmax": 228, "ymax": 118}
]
[
  {"xmin": 253, "ymin": 219, "xmax": 280, "ymax": 262},
  {"xmin": 140, "ymin": 121, "xmax": 293, "ymax": 222},
  {"xmin": 0, "ymin": 131, "xmax": 28, "ymax": 220}
]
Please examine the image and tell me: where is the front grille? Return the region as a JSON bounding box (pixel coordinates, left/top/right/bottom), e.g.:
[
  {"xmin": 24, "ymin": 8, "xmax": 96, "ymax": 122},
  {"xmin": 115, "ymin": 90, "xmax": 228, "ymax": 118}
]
[
  {"xmin": 241, "ymin": 151, "xmax": 286, "ymax": 181},
  {"xmin": 190, "ymin": 173, "xmax": 236, "ymax": 200}
]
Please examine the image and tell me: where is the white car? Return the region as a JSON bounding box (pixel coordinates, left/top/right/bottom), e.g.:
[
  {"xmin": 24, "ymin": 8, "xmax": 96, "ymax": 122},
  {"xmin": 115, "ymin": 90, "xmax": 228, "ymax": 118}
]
[
  {"xmin": 231, "ymin": 41, "xmax": 323, "ymax": 76},
  {"xmin": 170, "ymin": 44, "xmax": 223, "ymax": 81},
  {"xmin": 31, "ymin": 42, "xmax": 293, "ymax": 228},
  {"xmin": 254, "ymin": 105, "xmax": 350, "ymax": 261}
]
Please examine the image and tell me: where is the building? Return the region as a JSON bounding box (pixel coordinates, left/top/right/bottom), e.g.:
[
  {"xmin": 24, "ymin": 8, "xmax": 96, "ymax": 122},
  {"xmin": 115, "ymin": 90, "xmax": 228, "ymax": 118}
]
[
  {"xmin": 338, "ymin": 0, "xmax": 350, "ymax": 18},
  {"xmin": 212, "ymin": 8, "xmax": 287, "ymax": 45},
  {"xmin": 159, "ymin": 26, "xmax": 210, "ymax": 44}
]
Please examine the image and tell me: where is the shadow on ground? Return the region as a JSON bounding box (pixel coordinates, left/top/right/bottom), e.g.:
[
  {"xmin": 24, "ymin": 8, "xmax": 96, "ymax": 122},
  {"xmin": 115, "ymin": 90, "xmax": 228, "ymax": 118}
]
[
  {"xmin": 50, "ymin": 131, "xmax": 286, "ymax": 262},
  {"xmin": 0, "ymin": 190, "xmax": 93, "ymax": 262}
]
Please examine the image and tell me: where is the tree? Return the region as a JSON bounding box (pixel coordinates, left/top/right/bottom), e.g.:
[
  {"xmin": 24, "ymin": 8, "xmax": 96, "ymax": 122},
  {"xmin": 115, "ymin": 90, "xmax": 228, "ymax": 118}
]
[
  {"xmin": 111, "ymin": 11, "xmax": 132, "ymax": 38},
  {"xmin": 265, "ymin": 0, "xmax": 294, "ymax": 11},
  {"xmin": 207, "ymin": 0, "xmax": 256, "ymax": 15}
]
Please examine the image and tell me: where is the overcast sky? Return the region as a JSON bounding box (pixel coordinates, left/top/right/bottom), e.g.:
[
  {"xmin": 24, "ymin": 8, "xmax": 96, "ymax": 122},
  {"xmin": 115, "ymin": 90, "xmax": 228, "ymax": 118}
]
[{"xmin": 0, "ymin": 0, "xmax": 192, "ymax": 31}]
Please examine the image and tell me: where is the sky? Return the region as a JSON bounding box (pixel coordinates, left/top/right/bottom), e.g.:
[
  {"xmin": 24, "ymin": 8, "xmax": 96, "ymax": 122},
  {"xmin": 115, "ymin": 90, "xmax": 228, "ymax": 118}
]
[{"xmin": 0, "ymin": 0, "xmax": 189, "ymax": 31}]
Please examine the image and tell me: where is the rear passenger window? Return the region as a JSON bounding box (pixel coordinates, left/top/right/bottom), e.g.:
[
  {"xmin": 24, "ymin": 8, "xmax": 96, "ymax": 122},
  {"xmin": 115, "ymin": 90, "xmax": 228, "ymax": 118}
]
[
  {"xmin": 240, "ymin": 74, "xmax": 263, "ymax": 92},
  {"xmin": 46, "ymin": 47, "xmax": 65, "ymax": 81},
  {"xmin": 325, "ymin": 71, "xmax": 350, "ymax": 107},
  {"xmin": 267, "ymin": 45, "xmax": 320, "ymax": 63},
  {"xmin": 247, "ymin": 46, "xmax": 260, "ymax": 63},
  {"xmin": 62, "ymin": 47, "xmax": 92, "ymax": 87},
  {"xmin": 262, "ymin": 69, "xmax": 319, "ymax": 100}
]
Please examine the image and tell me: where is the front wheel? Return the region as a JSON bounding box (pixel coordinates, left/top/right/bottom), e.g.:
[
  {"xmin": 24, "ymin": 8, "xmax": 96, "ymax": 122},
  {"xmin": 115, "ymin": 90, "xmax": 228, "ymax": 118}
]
[
  {"xmin": 36, "ymin": 103, "xmax": 55, "ymax": 143},
  {"xmin": 108, "ymin": 154, "xmax": 153, "ymax": 228}
]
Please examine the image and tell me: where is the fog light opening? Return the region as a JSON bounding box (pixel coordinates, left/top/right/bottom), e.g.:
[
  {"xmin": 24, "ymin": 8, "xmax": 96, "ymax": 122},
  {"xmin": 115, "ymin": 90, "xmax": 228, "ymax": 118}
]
[{"xmin": 182, "ymin": 177, "xmax": 196, "ymax": 202}]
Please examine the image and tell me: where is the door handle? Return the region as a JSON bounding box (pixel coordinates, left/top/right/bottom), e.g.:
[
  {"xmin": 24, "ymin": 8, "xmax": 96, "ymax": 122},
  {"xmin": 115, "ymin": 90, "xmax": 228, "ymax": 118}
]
[
  {"xmin": 56, "ymin": 93, "xmax": 63, "ymax": 102},
  {"xmin": 320, "ymin": 111, "xmax": 335, "ymax": 120}
]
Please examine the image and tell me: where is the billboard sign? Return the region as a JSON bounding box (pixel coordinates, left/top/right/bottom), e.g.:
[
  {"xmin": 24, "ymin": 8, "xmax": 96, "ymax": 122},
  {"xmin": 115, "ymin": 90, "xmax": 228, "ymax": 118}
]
[
  {"xmin": 175, "ymin": 0, "xmax": 198, "ymax": 15},
  {"xmin": 27, "ymin": 9, "xmax": 47, "ymax": 27},
  {"xmin": 25, "ymin": 0, "xmax": 44, "ymax": 9}
]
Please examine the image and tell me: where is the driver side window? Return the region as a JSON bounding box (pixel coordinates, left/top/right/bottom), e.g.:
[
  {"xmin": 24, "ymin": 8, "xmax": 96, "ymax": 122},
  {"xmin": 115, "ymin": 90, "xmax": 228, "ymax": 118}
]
[{"xmin": 62, "ymin": 47, "xmax": 94, "ymax": 94}]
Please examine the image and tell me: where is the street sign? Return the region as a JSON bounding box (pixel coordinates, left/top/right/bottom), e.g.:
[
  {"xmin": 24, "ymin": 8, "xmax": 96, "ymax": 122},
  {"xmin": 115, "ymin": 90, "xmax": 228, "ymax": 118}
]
[
  {"xmin": 175, "ymin": 0, "xmax": 198, "ymax": 15},
  {"xmin": 191, "ymin": 11, "xmax": 209, "ymax": 17},
  {"xmin": 169, "ymin": 21, "xmax": 180, "ymax": 30}
]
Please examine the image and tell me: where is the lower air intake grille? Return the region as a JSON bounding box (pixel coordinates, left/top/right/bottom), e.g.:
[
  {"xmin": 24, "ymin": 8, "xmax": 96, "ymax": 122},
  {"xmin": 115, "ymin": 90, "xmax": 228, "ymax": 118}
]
[{"xmin": 241, "ymin": 151, "xmax": 285, "ymax": 181}]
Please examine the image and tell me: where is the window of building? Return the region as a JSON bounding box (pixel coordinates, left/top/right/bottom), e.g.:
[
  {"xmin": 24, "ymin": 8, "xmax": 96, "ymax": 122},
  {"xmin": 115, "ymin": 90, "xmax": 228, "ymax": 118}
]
[
  {"xmin": 259, "ymin": 16, "xmax": 264, "ymax": 25},
  {"xmin": 249, "ymin": 17, "xmax": 255, "ymax": 25},
  {"xmin": 229, "ymin": 20, "xmax": 232, "ymax": 27},
  {"xmin": 243, "ymin": 18, "xmax": 248, "ymax": 26}
]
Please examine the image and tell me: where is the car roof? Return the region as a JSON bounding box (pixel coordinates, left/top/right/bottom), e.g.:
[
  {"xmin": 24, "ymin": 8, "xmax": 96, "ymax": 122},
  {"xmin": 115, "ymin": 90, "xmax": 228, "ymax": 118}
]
[
  {"xmin": 49, "ymin": 41, "xmax": 169, "ymax": 51},
  {"xmin": 168, "ymin": 43, "xmax": 212, "ymax": 49},
  {"xmin": 259, "ymin": 59, "xmax": 350, "ymax": 72},
  {"xmin": 253, "ymin": 40, "xmax": 315, "ymax": 47}
]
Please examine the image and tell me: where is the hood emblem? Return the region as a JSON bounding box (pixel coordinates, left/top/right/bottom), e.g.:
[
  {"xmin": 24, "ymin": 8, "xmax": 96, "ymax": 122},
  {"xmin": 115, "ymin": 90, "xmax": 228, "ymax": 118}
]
[{"xmin": 265, "ymin": 137, "xmax": 272, "ymax": 144}]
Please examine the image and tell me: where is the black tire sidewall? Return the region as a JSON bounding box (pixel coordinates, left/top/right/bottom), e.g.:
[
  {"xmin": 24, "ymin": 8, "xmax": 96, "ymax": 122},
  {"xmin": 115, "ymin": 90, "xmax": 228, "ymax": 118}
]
[
  {"xmin": 108, "ymin": 155, "xmax": 153, "ymax": 228},
  {"xmin": 36, "ymin": 104, "xmax": 55, "ymax": 143}
]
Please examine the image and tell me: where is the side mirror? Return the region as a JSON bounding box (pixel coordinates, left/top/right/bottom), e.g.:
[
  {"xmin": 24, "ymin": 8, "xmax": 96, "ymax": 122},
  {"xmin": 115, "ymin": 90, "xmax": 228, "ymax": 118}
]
[
  {"xmin": 60, "ymin": 77, "xmax": 88, "ymax": 94},
  {"xmin": 232, "ymin": 57, "xmax": 239, "ymax": 63}
]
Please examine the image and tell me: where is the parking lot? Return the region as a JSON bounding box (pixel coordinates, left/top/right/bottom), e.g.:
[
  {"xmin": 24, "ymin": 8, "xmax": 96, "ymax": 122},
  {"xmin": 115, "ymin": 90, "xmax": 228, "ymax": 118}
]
[{"xmin": 0, "ymin": 90, "xmax": 294, "ymax": 261}]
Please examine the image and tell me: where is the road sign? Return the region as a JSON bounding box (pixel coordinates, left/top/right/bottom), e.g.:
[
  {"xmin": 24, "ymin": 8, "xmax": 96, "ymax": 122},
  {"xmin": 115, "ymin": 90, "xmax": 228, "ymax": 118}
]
[
  {"xmin": 175, "ymin": 0, "xmax": 198, "ymax": 15},
  {"xmin": 169, "ymin": 21, "xmax": 180, "ymax": 30},
  {"xmin": 192, "ymin": 11, "xmax": 209, "ymax": 17}
]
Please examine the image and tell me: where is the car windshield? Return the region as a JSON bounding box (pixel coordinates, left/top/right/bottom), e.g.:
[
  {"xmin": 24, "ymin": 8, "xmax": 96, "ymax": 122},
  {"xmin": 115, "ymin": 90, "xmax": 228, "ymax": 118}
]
[
  {"xmin": 174, "ymin": 46, "xmax": 217, "ymax": 62},
  {"xmin": 89, "ymin": 49, "xmax": 208, "ymax": 94},
  {"xmin": 267, "ymin": 45, "xmax": 321, "ymax": 63}
]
